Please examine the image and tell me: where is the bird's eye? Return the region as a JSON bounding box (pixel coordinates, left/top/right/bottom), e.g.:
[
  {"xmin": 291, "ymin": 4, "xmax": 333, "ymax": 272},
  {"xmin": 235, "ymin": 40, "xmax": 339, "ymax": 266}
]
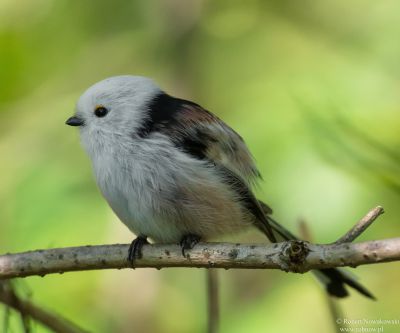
[{"xmin": 94, "ymin": 106, "xmax": 109, "ymax": 118}]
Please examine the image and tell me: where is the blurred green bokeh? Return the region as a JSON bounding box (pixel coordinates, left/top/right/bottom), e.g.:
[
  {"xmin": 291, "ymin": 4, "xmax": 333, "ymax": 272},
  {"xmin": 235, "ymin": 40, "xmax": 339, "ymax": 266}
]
[{"xmin": 1, "ymin": 1, "xmax": 399, "ymax": 332}]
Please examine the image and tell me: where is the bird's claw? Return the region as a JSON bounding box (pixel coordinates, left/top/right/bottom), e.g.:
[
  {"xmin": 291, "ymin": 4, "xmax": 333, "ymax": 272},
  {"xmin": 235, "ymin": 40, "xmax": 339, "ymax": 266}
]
[
  {"xmin": 128, "ymin": 236, "xmax": 149, "ymax": 262},
  {"xmin": 179, "ymin": 234, "xmax": 201, "ymax": 257}
]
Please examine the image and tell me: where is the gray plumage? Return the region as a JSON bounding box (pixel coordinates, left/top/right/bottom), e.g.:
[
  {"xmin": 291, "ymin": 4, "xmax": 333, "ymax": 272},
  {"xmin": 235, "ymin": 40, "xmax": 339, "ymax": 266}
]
[
  {"xmin": 73, "ymin": 75, "xmax": 275, "ymax": 243},
  {"xmin": 66, "ymin": 75, "xmax": 374, "ymax": 299}
]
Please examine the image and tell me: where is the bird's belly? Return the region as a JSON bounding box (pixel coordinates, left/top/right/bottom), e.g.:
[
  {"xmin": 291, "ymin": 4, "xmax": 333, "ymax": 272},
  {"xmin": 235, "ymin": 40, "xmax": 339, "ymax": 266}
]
[
  {"xmin": 93, "ymin": 148, "xmax": 252, "ymax": 244},
  {"xmin": 97, "ymin": 168, "xmax": 186, "ymax": 243}
]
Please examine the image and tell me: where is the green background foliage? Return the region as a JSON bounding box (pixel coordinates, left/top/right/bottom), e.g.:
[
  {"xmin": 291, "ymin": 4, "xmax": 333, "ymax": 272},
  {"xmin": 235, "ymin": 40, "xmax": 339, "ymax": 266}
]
[{"xmin": 1, "ymin": 1, "xmax": 399, "ymax": 332}]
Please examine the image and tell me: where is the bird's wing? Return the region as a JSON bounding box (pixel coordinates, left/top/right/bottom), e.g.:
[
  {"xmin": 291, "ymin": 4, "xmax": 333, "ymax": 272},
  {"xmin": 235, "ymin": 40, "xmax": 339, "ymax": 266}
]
[
  {"xmin": 141, "ymin": 94, "xmax": 262, "ymax": 186},
  {"xmin": 140, "ymin": 93, "xmax": 276, "ymax": 242}
]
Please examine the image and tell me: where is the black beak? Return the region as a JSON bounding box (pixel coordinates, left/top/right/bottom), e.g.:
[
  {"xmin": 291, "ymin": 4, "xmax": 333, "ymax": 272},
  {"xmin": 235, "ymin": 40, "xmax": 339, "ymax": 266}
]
[{"xmin": 66, "ymin": 116, "xmax": 84, "ymax": 127}]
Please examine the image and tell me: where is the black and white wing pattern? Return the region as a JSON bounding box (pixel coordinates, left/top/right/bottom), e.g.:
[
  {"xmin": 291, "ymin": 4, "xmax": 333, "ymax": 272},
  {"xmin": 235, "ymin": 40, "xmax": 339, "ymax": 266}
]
[{"xmin": 139, "ymin": 93, "xmax": 276, "ymax": 242}]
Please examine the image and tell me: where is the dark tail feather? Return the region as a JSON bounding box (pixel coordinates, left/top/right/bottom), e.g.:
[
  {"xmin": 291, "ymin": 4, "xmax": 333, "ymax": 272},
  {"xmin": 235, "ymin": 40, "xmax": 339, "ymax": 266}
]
[
  {"xmin": 315, "ymin": 268, "xmax": 376, "ymax": 300},
  {"xmin": 258, "ymin": 201, "xmax": 375, "ymax": 299}
]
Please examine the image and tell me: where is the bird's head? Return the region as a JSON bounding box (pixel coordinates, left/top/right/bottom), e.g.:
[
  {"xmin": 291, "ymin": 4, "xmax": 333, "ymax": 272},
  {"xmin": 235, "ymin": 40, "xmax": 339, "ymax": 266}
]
[{"xmin": 66, "ymin": 75, "xmax": 161, "ymax": 140}]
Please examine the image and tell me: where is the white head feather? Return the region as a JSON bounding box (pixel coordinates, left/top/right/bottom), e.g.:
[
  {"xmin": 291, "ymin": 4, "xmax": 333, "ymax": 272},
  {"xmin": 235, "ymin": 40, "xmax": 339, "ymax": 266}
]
[
  {"xmin": 75, "ymin": 75, "xmax": 161, "ymax": 156},
  {"xmin": 76, "ymin": 75, "xmax": 161, "ymax": 134}
]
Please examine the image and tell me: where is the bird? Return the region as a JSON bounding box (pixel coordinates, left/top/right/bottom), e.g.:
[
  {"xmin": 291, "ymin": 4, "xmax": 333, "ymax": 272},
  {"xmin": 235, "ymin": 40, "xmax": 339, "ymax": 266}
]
[{"xmin": 66, "ymin": 75, "xmax": 374, "ymax": 299}]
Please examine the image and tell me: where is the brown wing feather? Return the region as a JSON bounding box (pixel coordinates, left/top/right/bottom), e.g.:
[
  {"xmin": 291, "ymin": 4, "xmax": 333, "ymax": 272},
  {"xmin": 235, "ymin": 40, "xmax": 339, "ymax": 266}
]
[
  {"xmin": 147, "ymin": 96, "xmax": 276, "ymax": 242},
  {"xmin": 165, "ymin": 102, "xmax": 262, "ymax": 187}
]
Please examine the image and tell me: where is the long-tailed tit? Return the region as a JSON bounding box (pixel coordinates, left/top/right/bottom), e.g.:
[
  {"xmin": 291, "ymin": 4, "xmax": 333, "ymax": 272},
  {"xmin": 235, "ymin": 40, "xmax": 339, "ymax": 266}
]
[{"xmin": 66, "ymin": 75, "xmax": 374, "ymax": 299}]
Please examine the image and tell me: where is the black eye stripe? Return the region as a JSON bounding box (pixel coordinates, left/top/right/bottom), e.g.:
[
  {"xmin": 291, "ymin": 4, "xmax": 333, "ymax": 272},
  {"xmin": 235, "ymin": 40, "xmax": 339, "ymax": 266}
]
[{"xmin": 94, "ymin": 106, "xmax": 109, "ymax": 118}]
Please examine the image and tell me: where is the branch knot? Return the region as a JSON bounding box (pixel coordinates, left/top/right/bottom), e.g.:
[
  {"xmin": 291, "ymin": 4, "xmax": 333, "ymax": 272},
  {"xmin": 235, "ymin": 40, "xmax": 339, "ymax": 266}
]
[{"xmin": 280, "ymin": 240, "xmax": 310, "ymax": 273}]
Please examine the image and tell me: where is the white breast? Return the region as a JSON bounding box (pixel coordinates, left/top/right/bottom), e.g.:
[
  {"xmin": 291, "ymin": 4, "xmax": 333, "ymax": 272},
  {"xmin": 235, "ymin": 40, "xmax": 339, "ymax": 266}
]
[
  {"xmin": 82, "ymin": 131, "xmax": 251, "ymax": 243},
  {"xmin": 85, "ymin": 134, "xmax": 188, "ymax": 242}
]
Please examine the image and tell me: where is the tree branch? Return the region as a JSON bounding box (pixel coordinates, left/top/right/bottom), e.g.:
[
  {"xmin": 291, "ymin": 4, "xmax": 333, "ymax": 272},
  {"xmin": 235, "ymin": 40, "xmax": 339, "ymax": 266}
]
[
  {"xmin": 334, "ymin": 206, "xmax": 384, "ymax": 244},
  {"xmin": 206, "ymin": 269, "xmax": 219, "ymax": 333},
  {"xmin": 0, "ymin": 238, "xmax": 399, "ymax": 279},
  {"xmin": 0, "ymin": 207, "xmax": 398, "ymax": 280},
  {"xmin": 0, "ymin": 282, "xmax": 89, "ymax": 333}
]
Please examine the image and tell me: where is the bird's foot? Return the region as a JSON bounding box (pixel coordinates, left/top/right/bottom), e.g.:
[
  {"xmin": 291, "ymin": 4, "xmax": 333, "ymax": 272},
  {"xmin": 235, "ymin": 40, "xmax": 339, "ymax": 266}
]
[
  {"xmin": 128, "ymin": 235, "xmax": 149, "ymax": 262},
  {"xmin": 179, "ymin": 234, "xmax": 201, "ymax": 257}
]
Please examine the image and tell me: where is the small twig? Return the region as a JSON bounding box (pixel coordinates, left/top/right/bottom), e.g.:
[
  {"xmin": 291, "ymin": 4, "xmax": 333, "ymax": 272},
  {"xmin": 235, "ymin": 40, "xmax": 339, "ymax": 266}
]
[
  {"xmin": 335, "ymin": 206, "xmax": 384, "ymax": 244},
  {"xmin": 0, "ymin": 282, "xmax": 90, "ymax": 333},
  {"xmin": 206, "ymin": 269, "xmax": 219, "ymax": 333},
  {"xmin": 325, "ymin": 296, "xmax": 345, "ymax": 333},
  {"xmin": 298, "ymin": 218, "xmax": 313, "ymax": 242},
  {"xmin": 20, "ymin": 305, "xmax": 31, "ymax": 333},
  {"xmin": 3, "ymin": 297, "xmax": 10, "ymax": 333},
  {"xmin": 298, "ymin": 220, "xmax": 344, "ymax": 333}
]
